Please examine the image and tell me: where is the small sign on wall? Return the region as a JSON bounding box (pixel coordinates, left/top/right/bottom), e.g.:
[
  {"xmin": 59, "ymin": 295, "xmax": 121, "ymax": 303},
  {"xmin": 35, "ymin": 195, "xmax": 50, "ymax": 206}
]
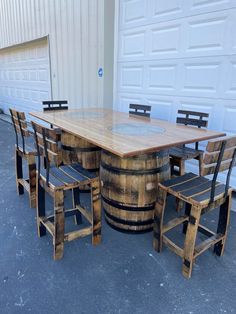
[{"xmin": 98, "ymin": 68, "xmax": 103, "ymax": 77}]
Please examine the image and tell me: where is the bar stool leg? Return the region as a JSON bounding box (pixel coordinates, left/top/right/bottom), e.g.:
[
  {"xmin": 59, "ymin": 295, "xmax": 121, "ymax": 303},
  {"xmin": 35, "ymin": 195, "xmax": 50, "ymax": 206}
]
[
  {"xmin": 28, "ymin": 155, "xmax": 36, "ymax": 208},
  {"xmin": 54, "ymin": 190, "xmax": 65, "ymax": 260},
  {"xmin": 37, "ymin": 180, "xmax": 46, "ymax": 237},
  {"xmin": 182, "ymin": 205, "xmax": 201, "ymax": 279},
  {"xmin": 198, "ymin": 154, "xmax": 203, "ymax": 176},
  {"xmin": 91, "ymin": 180, "xmax": 102, "ymax": 245},
  {"xmin": 153, "ymin": 189, "xmax": 167, "ymax": 252},
  {"xmin": 214, "ymin": 194, "xmax": 231, "ymax": 256},
  {"xmin": 179, "ymin": 160, "xmax": 185, "ymax": 176},
  {"xmin": 182, "ymin": 203, "xmax": 191, "ymax": 234},
  {"xmin": 15, "ymin": 149, "xmax": 24, "ymax": 195},
  {"xmin": 72, "ymin": 187, "xmax": 82, "ymax": 225},
  {"xmin": 175, "ymin": 160, "xmax": 185, "ymax": 212}
]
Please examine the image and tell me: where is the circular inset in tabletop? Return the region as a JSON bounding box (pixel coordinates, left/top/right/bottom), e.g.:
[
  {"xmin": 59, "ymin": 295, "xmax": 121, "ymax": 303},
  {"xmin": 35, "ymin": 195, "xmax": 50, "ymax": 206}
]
[{"xmin": 108, "ymin": 123, "xmax": 165, "ymax": 136}]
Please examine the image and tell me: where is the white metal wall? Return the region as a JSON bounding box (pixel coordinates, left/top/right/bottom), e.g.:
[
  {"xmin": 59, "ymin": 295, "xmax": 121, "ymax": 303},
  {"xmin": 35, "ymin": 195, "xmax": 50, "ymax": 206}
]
[
  {"xmin": 114, "ymin": 0, "xmax": 236, "ymax": 188},
  {"xmin": 0, "ymin": 0, "xmax": 105, "ymax": 108}
]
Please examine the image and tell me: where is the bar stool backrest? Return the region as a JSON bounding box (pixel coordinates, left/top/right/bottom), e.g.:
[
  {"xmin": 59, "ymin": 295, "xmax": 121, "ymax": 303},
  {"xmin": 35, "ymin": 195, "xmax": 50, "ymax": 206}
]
[
  {"xmin": 9, "ymin": 108, "xmax": 31, "ymax": 153},
  {"xmin": 176, "ymin": 110, "xmax": 209, "ymax": 128},
  {"xmin": 42, "ymin": 100, "xmax": 68, "ymax": 111},
  {"xmin": 129, "ymin": 104, "xmax": 151, "ymax": 118},
  {"xmin": 202, "ymin": 135, "xmax": 236, "ymax": 202},
  {"xmin": 176, "ymin": 110, "xmax": 209, "ymax": 150},
  {"xmin": 31, "ymin": 121, "xmax": 61, "ymax": 185}
]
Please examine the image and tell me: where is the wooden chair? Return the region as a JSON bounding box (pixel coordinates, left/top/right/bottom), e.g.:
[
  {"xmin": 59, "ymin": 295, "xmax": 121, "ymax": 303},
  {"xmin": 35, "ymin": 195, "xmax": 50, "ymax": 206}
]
[
  {"xmin": 129, "ymin": 104, "xmax": 151, "ymax": 118},
  {"xmin": 153, "ymin": 135, "xmax": 236, "ymax": 278},
  {"xmin": 42, "ymin": 100, "xmax": 68, "ymax": 128},
  {"xmin": 42, "ymin": 100, "xmax": 68, "ymax": 112},
  {"xmin": 170, "ymin": 110, "xmax": 209, "ymax": 176},
  {"xmin": 9, "ymin": 109, "xmax": 37, "ymax": 208},
  {"xmin": 32, "ymin": 121, "xmax": 101, "ymax": 260}
]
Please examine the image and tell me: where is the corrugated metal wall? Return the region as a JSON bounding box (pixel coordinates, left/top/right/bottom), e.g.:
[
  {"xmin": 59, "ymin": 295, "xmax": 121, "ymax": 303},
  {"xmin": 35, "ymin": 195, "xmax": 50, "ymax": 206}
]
[{"xmin": 0, "ymin": 0, "xmax": 105, "ymax": 108}]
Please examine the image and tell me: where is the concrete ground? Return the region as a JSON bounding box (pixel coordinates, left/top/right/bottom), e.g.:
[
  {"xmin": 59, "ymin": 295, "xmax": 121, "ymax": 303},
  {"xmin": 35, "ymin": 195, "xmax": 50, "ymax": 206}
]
[{"xmin": 0, "ymin": 119, "xmax": 236, "ymax": 314}]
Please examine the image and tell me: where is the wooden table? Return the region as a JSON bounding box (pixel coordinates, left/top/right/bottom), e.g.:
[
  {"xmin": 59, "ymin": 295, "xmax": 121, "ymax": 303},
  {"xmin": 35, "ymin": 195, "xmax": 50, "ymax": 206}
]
[{"xmin": 30, "ymin": 108, "xmax": 225, "ymax": 233}]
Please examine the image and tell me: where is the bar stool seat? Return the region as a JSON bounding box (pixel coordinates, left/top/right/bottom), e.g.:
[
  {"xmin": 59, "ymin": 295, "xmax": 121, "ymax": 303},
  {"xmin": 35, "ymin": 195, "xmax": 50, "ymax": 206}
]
[
  {"xmin": 39, "ymin": 164, "xmax": 96, "ymax": 190},
  {"xmin": 160, "ymin": 172, "xmax": 228, "ymax": 206},
  {"xmin": 170, "ymin": 147, "xmax": 203, "ymax": 160},
  {"xmin": 16, "ymin": 144, "xmax": 37, "ymax": 157}
]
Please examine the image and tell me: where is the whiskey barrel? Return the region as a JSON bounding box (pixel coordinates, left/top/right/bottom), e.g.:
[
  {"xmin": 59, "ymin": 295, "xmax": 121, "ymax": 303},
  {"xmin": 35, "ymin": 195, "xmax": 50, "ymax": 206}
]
[
  {"xmin": 100, "ymin": 150, "xmax": 170, "ymax": 233},
  {"xmin": 61, "ymin": 131, "xmax": 101, "ymax": 171}
]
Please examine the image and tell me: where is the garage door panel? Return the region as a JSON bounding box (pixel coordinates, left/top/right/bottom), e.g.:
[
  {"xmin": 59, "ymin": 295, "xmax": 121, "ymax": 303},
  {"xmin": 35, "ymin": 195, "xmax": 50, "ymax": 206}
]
[
  {"xmin": 149, "ymin": 23, "xmax": 182, "ymax": 58},
  {"xmin": 180, "ymin": 59, "xmax": 222, "ymax": 98},
  {"xmin": 222, "ymin": 57, "xmax": 236, "ymax": 99},
  {"xmin": 117, "ymin": 93, "xmax": 218, "ymax": 121},
  {"xmin": 0, "ymin": 39, "xmax": 51, "ymax": 115},
  {"xmin": 184, "ymin": 14, "xmax": 228, "ymax": 56},
  {"xmin": 222, "ymin": 106, "xmax": 236, "ymax": 133},
  {"xmin": 150, "ymin": 0, "xmax": 184, "ymax": 21},
  {"xmin": 116, "ymin": 93, "xmax": 145, "ymax": 112},
  {"xmin": 119, "ymin": 27, "xmax": 147, "ymax": 59},
  {"xmin": 1, "ymin": 80, "xmax": 50, "ymax": 90},
  {"xmin": 146, "ymin": 98, "xmax": 174, "ymax": 121},
  {"xmin": 186, "ymin": 0, "xmax": 236, "ymax": 16},
  {"xmin": 119, "ymin": 0, "xmax": 236, "ymax": 30},
  {"xmin": 120, "ymin": 0, "xmax": 148, "ymax": 28},
  {"xmin": 147, "ymin": 62, "xmax": 179, "ymax": 93},
  {"xmin": 118, "ymin": 57, "xmax": 228, "ymax": 99},
  {"xmin": 118, "ymin": 63, "xmax": 145, "ymax": 91},
  {"xmin": 119, "ymin": 8, "xmax": 236, "ymax": 62}
]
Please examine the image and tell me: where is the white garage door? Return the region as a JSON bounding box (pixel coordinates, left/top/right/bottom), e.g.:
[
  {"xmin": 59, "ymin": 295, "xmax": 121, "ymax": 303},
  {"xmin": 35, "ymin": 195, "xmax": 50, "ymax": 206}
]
[
  {"xmin": 0, "ymin": 38, "xmax": 51, "ymax": 118},
  {"xmin": 114, "ymin": 0, "xmax": 236, "ymax": 188}
]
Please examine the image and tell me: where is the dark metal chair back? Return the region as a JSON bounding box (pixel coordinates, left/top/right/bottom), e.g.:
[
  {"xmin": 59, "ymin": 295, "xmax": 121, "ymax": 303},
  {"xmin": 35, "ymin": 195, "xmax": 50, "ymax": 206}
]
[
  {"xmin": 202, "ymin": 136, "xmax": 236, "ymax": 203},
  {"xmin": 31, "ymin": 121, "xmax": 61, "ymax": 185},
  {"xmin": 129, "ymin": 104, "xmax": 151, "ymax": 118},
  {"xmin": 42, "ymin": 100, "xmax": 68, "ymax": 112},
  {"xmin": 176, "ymin": 110, "xmax": 209, "ymax": 150},
  {"xmin": 9, "ymin": 108, "xmax": 31, "ymax": 154}
]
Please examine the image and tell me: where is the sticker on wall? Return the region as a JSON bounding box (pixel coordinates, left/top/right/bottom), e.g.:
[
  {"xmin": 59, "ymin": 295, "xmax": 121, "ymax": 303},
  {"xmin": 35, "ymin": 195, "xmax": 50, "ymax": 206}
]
[{"xmin": 98, "ymin": 68, "xmax": 103, "ymax": 77}]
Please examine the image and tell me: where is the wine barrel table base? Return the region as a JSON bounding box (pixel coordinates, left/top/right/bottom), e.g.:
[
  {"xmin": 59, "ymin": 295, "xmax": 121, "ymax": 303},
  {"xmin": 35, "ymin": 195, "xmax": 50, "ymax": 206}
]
[
  {"xmin": 61, "ymin": 131, "xmax": 101, "ymax": 172},
  {"xmin": 100, "ymin": 150, "xmax": 170, "ymax": 233}
]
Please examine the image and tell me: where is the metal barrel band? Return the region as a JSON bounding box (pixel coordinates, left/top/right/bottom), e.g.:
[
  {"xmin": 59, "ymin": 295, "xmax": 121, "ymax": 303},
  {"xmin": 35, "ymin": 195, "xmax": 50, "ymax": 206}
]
[
  {"xmin": 100, "ymin": 161, "xmax": 169, "ymax": 175},
  {"xmin": 104, "ymin": 209, "xmax": 153, "ymax": 226},
  {"xmin": 102, "ymin": 195, "xmax": 155, "ymax": 212},
  {"xmin": 61, "ymin": 144, "xmax": 101, "ymax": 152},
  {"xmin": 105, "ymin": 218, "xmax": 153, "ymax": 234},
  {"xmin": 85, "ymin": 168, "xmax": 99, "ymax": 172}
]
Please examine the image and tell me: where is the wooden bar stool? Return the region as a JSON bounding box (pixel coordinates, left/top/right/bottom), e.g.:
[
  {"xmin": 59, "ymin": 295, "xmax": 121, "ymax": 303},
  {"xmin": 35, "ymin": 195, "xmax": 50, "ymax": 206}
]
[
  {"xmin": 153, "ymin": 135, "xmax": 236, "ymax": 278},
  {"xmin": 170, "ymin": 110, "xmax": 209, "ymax": 176},
  {"xmin": 129, "ymin": 104, "xmax": 151, "ymax": 118},
  {"xmin": 32, "ymin": 121, "xmax": 101, "ymax": 260},
  {"xmin": 9, "ymin": 109, "xmax": 37, "ymax": 208},
  {"xmin": 42, "ymin": 100, "xmax": 68, "ymax": 129}
]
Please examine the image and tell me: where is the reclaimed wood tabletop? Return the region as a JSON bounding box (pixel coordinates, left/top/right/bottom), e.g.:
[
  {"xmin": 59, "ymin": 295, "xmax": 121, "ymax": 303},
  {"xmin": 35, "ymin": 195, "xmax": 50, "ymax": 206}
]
[{"xmin": 30, "ymin": 108, "xmax": 225, "ymax": 157}]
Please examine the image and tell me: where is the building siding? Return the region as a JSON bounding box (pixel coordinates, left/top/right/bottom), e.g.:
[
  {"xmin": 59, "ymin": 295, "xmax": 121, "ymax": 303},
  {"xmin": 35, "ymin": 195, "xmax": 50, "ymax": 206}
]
[{"xmin": 0, "ymin": 0, "xmax": 106, "ymax": 108}]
